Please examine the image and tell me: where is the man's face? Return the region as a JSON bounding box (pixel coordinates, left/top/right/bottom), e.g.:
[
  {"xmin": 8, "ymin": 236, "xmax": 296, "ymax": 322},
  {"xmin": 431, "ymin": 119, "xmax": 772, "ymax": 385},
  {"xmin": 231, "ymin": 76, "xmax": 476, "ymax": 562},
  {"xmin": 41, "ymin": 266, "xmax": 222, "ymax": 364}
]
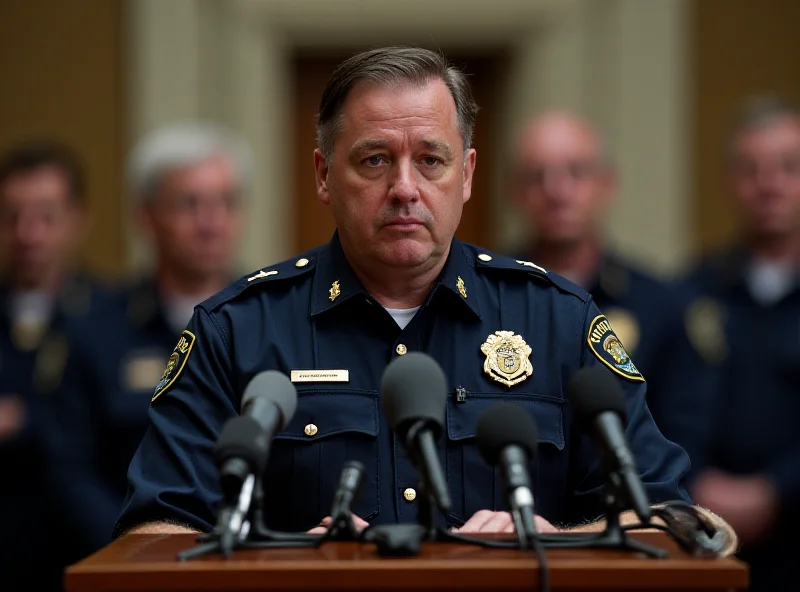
[
  {"xmin": 142, "ymin": 155, "xmax": 242, "ymax": 277},
  {"xmin": 0, "ymin": 166, "xmax": 82, "ymax": 284},
  {"xmin": 314, "ymin": 79, "xmax": 476, "ymax": 269},
  {"xmin": 513, "ymin": 115, "xmax": 614, "ymax": 246},
  {"xmin": 730, "ymin": 116, "xmax": 800, "ymax": 240}
]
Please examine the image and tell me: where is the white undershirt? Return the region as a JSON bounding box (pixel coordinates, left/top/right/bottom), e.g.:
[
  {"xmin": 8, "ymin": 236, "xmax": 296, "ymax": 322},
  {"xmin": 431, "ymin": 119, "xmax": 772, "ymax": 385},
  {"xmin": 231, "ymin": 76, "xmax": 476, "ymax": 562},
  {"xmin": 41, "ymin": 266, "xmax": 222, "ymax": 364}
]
[
  {"xmin": 745, "ymin": 258, "xmax": 796, "ymax": 306},
  {"xmin": 385, "ymin": 306, "xmax": 421, "ymax": 330}
]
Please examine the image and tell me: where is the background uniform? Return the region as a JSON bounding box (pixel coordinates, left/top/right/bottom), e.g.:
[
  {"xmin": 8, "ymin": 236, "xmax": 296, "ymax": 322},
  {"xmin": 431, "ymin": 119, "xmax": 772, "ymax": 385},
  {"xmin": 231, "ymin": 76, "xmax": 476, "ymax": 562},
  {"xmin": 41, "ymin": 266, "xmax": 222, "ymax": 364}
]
[
  {"xmin": 45, "ymin": 277, "xmax": 182, "ymax": 562},
  {"xmin": 678, "ymin": 247, "xmax": 800, "ymax": 592},
  {"xmin": 0, "ymin": 275, "xmax": 113, "ymax": 591}
]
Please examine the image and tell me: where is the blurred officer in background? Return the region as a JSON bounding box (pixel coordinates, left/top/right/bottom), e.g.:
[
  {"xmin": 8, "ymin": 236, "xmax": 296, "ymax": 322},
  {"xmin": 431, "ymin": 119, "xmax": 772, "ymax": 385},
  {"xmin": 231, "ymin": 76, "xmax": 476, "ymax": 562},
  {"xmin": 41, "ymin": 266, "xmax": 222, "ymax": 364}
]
[
  {"xmin": 0, "ymin": 142, "xmax": 111, "ymax": 591},
  {"xmin": 679, "ymin": 96, "xmax": 800, "ymax": 592},
  {"xmin": 508, "ymin": 111, "xmax": 710, "ymax": 455},
  {"xmin": 45, "ymin": 123, "xmax": 252, "ymax": 564}
]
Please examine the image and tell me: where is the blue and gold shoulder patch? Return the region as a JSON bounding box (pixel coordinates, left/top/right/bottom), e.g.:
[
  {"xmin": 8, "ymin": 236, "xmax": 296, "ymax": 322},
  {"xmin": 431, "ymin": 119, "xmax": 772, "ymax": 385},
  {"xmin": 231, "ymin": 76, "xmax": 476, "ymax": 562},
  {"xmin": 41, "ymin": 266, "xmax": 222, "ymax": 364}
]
[
  {"xmin": 152, "ymin": 330, "xmax": 195, "ymax": 403},
  {"xmin": 587, "ymin": 314, "xmax": 643, "ymax": 381}
]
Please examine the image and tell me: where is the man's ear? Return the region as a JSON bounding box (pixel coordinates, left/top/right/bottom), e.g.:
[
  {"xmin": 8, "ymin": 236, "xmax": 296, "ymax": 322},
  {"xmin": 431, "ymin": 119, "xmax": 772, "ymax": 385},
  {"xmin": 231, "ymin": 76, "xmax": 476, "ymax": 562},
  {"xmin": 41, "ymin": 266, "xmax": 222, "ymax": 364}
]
[
  {"xmin": 461, "ymin": 148, "xmax": 477, "ymax": 204},
  {"xmin": 314, "ymin": 149, "xmax": 331, "ymax": 205}
]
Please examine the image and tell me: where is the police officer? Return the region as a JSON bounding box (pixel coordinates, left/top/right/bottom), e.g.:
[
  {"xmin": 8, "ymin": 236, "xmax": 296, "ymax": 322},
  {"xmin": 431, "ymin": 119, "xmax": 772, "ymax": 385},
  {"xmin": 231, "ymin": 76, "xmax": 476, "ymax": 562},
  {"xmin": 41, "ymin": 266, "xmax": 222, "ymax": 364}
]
[
  {"xmin": 0, "ymin": 142, "xmax": 112, "ymax": 591},
  {"xmin": 508, "ymin": 112, "xmax": 712, "ymax": 460},
  {"xmin": 46, "ymin": 123, "xmax": 251, "ymax": 562},
  {"xmin": 115, "ymin": 47, "xmax": 690, "ymax": 538},
  {"xmin": 679, "ymin": 96, "xmax": 800, "ymax": 592}
]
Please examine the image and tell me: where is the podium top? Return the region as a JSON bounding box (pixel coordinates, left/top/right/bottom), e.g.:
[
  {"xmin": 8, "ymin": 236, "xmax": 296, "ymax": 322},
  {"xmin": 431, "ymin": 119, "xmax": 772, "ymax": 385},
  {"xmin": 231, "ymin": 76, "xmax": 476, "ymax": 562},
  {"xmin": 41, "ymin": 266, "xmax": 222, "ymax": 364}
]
[{"xmin": 66, "ymin": 531, "xmax": 748, "ymax": 592}]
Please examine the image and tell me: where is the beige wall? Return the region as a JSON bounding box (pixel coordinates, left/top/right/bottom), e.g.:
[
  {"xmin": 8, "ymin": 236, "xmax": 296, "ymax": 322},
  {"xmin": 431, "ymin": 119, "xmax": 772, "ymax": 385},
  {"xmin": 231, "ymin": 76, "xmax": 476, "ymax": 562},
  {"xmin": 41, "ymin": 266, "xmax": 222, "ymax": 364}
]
[
  {"xmin": 5, "ymin": 0, "xmax": 799, "ymax": 277},
  {"xmin": 126, "ymin": 0, "xmax": 690, "ymax": 275}
]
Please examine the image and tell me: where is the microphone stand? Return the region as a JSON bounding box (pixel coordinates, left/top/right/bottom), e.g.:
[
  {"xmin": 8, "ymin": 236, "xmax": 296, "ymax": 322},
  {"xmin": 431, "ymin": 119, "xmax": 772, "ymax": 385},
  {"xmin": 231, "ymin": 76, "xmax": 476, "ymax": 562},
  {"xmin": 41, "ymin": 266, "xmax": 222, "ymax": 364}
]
[
  {"xmin": 540, "ymin": 471, "xmax": 667, "ymax": 558},
  {"xmin": 361, "ymin": 477, "xmax": 460, "ymax": 555},
  {"xmin": 177, "ymin": 477, "xmax": 320, "ymax": 560}
]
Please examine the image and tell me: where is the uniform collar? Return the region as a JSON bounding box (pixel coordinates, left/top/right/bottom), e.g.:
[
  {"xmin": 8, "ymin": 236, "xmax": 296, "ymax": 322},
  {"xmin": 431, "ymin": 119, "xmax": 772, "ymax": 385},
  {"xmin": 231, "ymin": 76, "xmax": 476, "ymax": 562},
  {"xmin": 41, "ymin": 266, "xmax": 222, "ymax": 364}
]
[
  {"xmin": 712, "ymin": 245, "xmax": 753, "ymax": 290},
  {"xmin": 587, "ymin": 252, "xmax": 631, "ymax": 301},
  {"xmin": 0, "ymin": 272, "xmax": 94, "ymax": 324},
  {"xmin": 711, "ymin": 244, "xmax": 800, "ymax": 298},
  {"xmin": 310, "ymin": 232, "xmax": 482, "ymax": 320},
  {"xmin": 126, "ymin": 275, "xmax": 169, "ymax": 329}
]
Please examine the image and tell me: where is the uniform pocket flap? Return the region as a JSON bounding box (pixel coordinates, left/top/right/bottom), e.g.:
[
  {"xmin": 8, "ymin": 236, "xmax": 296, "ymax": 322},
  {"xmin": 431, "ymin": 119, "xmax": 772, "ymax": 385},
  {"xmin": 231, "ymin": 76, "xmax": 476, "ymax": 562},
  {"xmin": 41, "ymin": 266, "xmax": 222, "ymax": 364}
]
[
  {"xmin": 446, "ymin": 393, "xmax": 565, "ymax": 450},
  {"xmin": 275, "ymin": 389, "xmax": 379, "ymax": 440}
]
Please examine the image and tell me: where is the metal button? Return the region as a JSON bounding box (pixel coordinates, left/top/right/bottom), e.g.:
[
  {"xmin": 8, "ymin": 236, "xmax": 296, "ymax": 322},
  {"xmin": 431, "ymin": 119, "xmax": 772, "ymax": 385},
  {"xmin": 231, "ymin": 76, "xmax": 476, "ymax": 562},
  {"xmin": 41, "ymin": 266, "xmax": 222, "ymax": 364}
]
[
  {"xmin": 396, "ymin": 344, "xmax": 408, "ymax": 355},
  {"xmin": 477, "ymin": 253, "xmax": 492, "ymax": 262},
  {"xmin": 403, "ymin": 488, "xmax": 417, "ymax": 502},
  {"xmin": 295, "ymin": 258, "xmax": 309, "ymax": 268},
  {"xmin": 304, "ymin": 423, "xmax": 318, "ymax": 437}
]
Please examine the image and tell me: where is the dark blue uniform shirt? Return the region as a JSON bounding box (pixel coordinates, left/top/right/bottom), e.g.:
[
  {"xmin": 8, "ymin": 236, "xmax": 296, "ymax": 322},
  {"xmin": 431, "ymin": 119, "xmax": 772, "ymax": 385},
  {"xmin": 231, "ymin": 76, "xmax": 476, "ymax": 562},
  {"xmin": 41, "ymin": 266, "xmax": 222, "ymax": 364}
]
[
  {"xmin": 46, "ymin": 277, "xmax": 180, "ymax": 559},
  {"xmin": 678, "ymin": 247, "xmax": 800, "ymax": 591},
  {"xmin": 117, "ymin": 235, "xmax": 690, "ymax": 535},
  {"xmin": 0, "ymin": 274, "xmax": 114, "ymax": 591}
]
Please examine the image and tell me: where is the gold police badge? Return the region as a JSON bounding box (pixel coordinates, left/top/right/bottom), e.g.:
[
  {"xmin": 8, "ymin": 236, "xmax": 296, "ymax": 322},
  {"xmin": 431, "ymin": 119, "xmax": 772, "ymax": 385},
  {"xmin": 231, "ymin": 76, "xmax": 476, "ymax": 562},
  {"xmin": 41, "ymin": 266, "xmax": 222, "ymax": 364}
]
[
  {"xmin": 480, "ymin": 330, "xmax": 533, "ymax": 388},
  {"xmin": 685, "ymin": 297, "xmax": 728, "ymax": 365}
]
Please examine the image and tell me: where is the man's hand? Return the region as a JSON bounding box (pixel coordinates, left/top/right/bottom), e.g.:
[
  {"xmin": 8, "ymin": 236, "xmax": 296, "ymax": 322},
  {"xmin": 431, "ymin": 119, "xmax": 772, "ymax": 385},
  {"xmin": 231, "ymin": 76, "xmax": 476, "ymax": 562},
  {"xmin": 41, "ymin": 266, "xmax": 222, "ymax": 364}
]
[
  {"xmin": 454, "ymin": 510, "xmax": 559, "ymax": 534},
  {"xmin": 0, "ymin": 395, "xmax": 26, "ymax": 443},
  {"xmin": 307, "ymin": 514, "xmax": 370, "ymax": 535},
  {"xmin": 692, "ymin": 468, "xmax": 779, "ymax": 546}
]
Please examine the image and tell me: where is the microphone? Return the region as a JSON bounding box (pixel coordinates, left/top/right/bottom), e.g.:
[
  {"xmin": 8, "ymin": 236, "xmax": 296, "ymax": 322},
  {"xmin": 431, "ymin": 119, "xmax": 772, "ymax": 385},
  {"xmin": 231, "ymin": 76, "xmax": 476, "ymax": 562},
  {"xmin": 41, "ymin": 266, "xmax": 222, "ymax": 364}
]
[
  {"xmin": 214, "ymin": 371, "xmax": 297, "ymax": 513},
  {"xmin": 380, "ymin": 352, "xmax": 452, "ymax": 513},
  {"xmin": 566, "ymin": 366, "xmax": 651, "ymax": 523},
  {"xmin": 331, "ymin": 460, "xmax": 365, "ymax": 519},
  {"xmin": 476, "ymin": 403, "xmax": 540, "ymax": 548},
  {"xmin": 322, "ymin": 460, "xmax": 366, "ymax": 541}
]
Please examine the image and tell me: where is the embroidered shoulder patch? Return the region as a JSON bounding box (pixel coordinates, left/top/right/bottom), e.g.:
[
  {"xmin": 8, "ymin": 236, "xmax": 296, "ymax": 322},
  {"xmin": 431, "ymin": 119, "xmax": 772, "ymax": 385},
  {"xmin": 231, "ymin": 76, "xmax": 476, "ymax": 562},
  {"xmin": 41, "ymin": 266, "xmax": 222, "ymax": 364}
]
[
  {"xmin": 586, "ymin": 314, "xmax": 643, "ymax": 381},
  {"xmin": 151, "ymin": 330, "xmax": 195, "ymax": 403}
]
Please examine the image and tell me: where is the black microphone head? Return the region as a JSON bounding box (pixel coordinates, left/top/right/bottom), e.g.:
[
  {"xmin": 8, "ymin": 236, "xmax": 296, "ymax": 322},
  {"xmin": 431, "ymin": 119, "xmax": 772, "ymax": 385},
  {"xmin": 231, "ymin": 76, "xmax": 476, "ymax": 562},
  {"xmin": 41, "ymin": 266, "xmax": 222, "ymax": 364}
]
[
  {"xmin": 475, "ymin": 403, "xmax": 539, "ymax": 466},
  {"xmin": 380, "ymin": 352, "xmax": 447, "ymax": 439},
  {"xmin": 242, "ymin": 370, "xmax": 298, "ymax": 429},
  {"xmin": 214, "ymin": 415, "xmax": 269, "ymax": 470},
  {"xmin": 566, "ymin": 365, "xmax": 628, "ymax": 425}
]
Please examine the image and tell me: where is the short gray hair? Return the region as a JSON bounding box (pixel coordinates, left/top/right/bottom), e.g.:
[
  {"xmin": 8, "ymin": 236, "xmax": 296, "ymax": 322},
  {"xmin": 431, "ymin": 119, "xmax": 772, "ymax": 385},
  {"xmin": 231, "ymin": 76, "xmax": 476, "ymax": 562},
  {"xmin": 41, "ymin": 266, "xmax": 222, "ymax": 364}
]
[
  {"xmin": 316, "ymin": 46, "xmax": 479, "ymax": 160},
  {"xmin": 727, "ymin": 94, "xmax": 800, "ymax": 158},
  {"xmin": 127, "ymin": 122, "xmax": 254, "ymax": 203}
]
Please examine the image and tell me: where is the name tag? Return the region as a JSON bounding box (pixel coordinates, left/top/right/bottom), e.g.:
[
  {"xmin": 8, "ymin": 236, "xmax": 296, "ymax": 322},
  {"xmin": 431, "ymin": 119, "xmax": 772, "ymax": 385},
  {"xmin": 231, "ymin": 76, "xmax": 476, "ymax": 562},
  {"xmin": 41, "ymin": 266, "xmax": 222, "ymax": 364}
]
[{"xmin": 290, "ymin": 369, "xmax": 350, "ymax": 383}]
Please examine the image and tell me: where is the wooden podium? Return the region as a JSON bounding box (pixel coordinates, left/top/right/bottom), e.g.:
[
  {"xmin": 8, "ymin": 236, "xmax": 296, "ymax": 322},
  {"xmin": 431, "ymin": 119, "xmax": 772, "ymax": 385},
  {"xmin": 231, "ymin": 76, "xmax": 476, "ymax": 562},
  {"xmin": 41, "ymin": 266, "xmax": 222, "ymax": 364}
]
[{"xmin": 65, "ymin": 531, "xmax": 748, "ymax": 592}]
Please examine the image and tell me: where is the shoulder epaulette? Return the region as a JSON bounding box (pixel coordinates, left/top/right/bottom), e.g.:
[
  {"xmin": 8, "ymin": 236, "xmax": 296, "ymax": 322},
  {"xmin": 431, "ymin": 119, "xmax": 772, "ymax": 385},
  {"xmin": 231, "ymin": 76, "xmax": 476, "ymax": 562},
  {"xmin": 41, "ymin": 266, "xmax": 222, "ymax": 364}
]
[
  {"xmin": 470, "ymin": 247, "xmax": 550, "ymax": 278},
  {"xmin": 200, "ymin": 253, "xmax": 318, "ymax": 313},
  {"xmin": 470, "ymin": 247, "xmax": 590, "ymax": 302}
]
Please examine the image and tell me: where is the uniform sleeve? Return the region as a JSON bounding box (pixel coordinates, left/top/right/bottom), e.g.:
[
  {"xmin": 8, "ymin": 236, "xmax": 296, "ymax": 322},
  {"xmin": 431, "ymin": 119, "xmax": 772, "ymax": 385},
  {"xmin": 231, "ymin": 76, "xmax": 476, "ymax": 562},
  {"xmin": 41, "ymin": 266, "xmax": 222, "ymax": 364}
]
[
  {"xmin": 567, "ymin": 300, "xmax": 692, "ymax": 523},
  {"xmin": 114, "ymin": 307, "xmax": 237, "ymax": 535},
  {"xmin": 43, "ymin": 335, "xmax": 122, "ymax": 557}
]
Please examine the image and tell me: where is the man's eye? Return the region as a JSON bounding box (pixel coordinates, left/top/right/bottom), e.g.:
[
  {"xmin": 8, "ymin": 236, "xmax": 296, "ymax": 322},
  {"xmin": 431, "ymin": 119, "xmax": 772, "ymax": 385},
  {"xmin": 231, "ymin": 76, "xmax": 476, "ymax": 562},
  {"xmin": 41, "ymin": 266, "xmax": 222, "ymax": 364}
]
[
  {"xmin": 421, "ymin": 156, "xmax": 442, "ymax": 167},
  {"xmin": 363, "ymin": 155, "xmax": 386, "ymax": 167}
]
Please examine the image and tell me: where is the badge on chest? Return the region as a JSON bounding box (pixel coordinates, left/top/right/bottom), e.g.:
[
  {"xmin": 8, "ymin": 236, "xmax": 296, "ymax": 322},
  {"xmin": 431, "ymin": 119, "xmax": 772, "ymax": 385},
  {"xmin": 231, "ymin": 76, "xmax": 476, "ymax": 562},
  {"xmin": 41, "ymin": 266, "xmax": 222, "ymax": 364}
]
[{"xmin": 480, "ymin": 330, "xmax": 533, "ymax": 388}]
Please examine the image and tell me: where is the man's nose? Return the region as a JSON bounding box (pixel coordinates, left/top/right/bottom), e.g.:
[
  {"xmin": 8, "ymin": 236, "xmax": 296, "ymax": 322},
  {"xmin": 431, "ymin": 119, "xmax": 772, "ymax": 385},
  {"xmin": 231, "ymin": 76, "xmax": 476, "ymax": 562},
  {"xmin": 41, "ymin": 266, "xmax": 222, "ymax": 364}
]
[{"xmin": 388, "ymin": 159, "xmax": 420, "ymax": 203}]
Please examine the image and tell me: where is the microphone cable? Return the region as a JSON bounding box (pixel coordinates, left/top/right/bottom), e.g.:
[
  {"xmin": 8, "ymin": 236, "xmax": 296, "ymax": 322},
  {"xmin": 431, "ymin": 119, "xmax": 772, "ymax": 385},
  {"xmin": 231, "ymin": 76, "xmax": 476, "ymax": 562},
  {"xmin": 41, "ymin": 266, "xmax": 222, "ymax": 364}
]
[{"xmin": 526, "ymin": 518, "xmax": 550, "ymax": 592}]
